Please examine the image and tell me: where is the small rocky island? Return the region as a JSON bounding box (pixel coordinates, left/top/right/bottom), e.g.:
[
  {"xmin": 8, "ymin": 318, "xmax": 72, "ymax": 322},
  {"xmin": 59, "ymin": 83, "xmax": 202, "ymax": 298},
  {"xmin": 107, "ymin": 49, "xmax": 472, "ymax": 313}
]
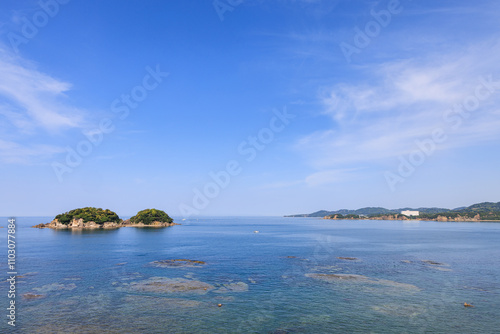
[{"xmin": 33, "ymin": 207, "xmax": 178, "ymax": 229}]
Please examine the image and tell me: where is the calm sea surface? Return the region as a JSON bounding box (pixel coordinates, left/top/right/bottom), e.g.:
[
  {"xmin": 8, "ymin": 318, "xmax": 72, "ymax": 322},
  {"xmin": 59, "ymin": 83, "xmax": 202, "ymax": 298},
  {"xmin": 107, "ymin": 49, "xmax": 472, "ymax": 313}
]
[{"xmin": 1, "ymin": 217, "xmax": 499, "ymax": 333}]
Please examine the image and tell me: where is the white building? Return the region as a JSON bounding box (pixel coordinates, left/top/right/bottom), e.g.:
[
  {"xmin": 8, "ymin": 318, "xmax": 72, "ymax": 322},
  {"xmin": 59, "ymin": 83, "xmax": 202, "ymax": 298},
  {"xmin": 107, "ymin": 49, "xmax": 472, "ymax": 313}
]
[{"xmin": 401, "ymin": 210, "xmax": 419, "ymax": 216}]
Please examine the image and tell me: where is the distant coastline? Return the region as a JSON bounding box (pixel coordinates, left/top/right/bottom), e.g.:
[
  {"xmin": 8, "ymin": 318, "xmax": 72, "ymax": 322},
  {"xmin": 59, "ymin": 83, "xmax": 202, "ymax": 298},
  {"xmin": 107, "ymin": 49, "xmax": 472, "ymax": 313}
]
[
  {"xmin": 321, "ymin": 214, "xmax": 495, "ymax": 222},
  {"xmin": 286, "ymin": 201, "xmax": 500, "ymax": 222}
]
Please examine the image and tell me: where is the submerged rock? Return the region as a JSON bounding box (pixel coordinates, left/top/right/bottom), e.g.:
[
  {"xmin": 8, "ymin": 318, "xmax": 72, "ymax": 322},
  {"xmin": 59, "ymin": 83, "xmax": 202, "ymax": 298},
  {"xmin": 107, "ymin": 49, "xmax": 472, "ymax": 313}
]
[
  {"xmin": 33, "ymin": 283, "xmax": 77, "ymax": 293},
  {"xmin": 214, "ymin": 282, "xmax": 249, "ymax": 293},
  {"xmin": 23, "ymin": 293, "xmax": 45, "ymax": 300},
  {"xmin": 122, "ymin": 295, "xmax": 203, "ymax": 308},
  {"xmin": 269, "ymin": 328, "xmax": 303, "ymax": 334},
  {"xmin": 306, "ymin": 273, "xmax": 367, "ymax": 281},
  {"xmin": 337, "ymin": 257, "xmax": 358, "ymax": 261},
  {"xmin": 371, "ymin": 303, "xmax": 426, "ymax": 317},
  {"xmin": 422, "ymin": 260, "xmax": 446, "ymax": 266},
  {"xmin": 305, "ymin": 273, "xmax": 420, "ymax": 292},
  {"xmin": 128, "ymin": 277, "xmax": 214, "ymax": 294},
  {"xmin": 150, "ymin": 259, "xmax": 206, "ymax": 268},
  {"xmin": 431, "ymin": 267, "xmax": 453, "ymax": 272},
  {"xmin": 422, "ymin": 260, "xmax": 452, "ymax": 271}
]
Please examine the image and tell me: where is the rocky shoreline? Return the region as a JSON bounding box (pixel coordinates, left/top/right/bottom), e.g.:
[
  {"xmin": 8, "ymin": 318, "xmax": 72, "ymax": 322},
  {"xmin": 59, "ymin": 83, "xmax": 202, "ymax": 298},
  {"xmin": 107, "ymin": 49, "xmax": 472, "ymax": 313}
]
[
  {"xmin": 32, "ymin": 218, "xmax": 179, "ymax": 229},
  {"xmin": 324, "ymin": 214, "xmax": 485, "ymax": 222}
]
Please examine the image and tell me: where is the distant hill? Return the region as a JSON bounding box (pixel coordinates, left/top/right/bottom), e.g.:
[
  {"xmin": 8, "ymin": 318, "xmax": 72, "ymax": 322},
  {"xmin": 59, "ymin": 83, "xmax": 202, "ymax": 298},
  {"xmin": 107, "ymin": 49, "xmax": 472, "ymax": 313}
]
[
  {"xmin": 285, "ymin": 202, "xmax": 500, "ymax": 218},
  {"xmin": 399, "ymin": 207, "xmax": 451, "ymax": 214},
  {"xmin": 456, "ymin": 202, "xmax": 500, "ymax": 212}
]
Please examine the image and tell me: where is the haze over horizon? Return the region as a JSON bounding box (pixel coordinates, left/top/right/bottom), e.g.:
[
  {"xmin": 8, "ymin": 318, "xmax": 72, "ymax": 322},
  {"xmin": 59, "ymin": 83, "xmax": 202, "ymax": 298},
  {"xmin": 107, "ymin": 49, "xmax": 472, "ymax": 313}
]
[{"xmin": 1, "ymin": 0, "xmax": 499, "ymax": 217}]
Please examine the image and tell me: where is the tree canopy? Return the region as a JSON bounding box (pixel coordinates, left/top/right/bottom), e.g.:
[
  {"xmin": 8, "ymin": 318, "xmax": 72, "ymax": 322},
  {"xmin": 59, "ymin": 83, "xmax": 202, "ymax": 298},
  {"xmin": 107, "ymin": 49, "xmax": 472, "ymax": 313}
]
[
  {"xmin": 55, "ymin": 207, "xmax": 121, "ymax": 225},
  {"xmin": 130, "ymin": 208, "xmax": 173, "ymax": 225}
]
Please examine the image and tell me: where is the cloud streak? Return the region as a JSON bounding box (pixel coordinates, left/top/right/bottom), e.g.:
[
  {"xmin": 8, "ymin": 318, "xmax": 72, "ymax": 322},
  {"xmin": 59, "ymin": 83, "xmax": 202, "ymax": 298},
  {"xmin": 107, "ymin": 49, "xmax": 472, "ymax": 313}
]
[
  {"xmin": 0, "ymin": 46, "xmax": 86, "ymax": 164},
  {"xmin": 0, "ymin": 50, "xmax": 84, "ymax": 131},
  {"xmin": 297, "ymin": 38, "xmax": 500, "ymax": 182}
]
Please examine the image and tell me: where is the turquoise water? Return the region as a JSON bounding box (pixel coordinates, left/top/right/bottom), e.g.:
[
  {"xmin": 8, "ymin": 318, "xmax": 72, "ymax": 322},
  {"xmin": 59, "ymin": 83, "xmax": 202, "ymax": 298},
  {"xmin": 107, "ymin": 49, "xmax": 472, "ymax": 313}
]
[{"xmin": 1, "ymin": 217, "xmax": 499, "ymax": 333}]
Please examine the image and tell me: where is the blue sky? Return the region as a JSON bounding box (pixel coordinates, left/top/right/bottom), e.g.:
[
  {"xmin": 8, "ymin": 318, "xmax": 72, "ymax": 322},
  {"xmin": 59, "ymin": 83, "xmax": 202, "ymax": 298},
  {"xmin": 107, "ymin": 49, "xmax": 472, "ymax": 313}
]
[{"xmin": 1, "ymin": 0, "xmax": 499, "ymax": 217}]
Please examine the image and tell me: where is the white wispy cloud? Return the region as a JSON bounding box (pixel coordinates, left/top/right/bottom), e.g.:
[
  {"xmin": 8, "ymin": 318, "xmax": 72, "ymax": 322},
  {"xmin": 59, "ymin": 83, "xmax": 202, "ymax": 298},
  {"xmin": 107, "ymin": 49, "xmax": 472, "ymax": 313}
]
[
  {"xmin": 0, "ymin": 49, "xmax": 84, "ymax": 131},
  {"xmin": 0, "ymin": 46, "xmax": 86, "ymax": 164},
  {"xmin": 0, "ymin": 139, "xmax": 65, "ymax": 164},
  {"xmin": 297, "ymin": 38, "xmax": 500, "ymax": 182},
  {"xmin": 305, "ymin": 168, "xmax": 360, "ymax": 187}
]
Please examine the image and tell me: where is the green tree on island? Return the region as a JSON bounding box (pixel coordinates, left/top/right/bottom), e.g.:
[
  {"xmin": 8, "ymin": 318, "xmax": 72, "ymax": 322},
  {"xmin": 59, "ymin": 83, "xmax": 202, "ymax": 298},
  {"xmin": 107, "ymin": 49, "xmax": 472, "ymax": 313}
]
[
  {"xmin": 55, "ymin": 207, "xmax": 121, "ymax": 225},
  {"xmin": 129, "ymin": 208, "xmax": 173, "ymax": 225}
]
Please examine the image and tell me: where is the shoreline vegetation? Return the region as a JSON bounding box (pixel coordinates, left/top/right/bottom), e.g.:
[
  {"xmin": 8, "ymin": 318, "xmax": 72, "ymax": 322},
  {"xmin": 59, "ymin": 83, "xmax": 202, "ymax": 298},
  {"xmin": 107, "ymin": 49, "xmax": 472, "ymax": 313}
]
[
  {"xmin": 32, "ymin": 207, "xmax": 178, "ymax": 229},
  {"xmin": 286, "ymin": 201, "xmax": 500, "ymax": 222}
]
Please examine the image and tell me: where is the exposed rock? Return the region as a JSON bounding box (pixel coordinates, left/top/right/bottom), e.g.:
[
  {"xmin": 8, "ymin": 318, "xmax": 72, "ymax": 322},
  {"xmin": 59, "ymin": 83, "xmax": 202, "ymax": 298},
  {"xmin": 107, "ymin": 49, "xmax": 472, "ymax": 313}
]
[
  {"xmin": 435, "ymin": 214, "xmax": 481, "ymax": 222},
  {"xmin": 371, "ymin": 214, "xmax": 407, "ymax": 220},
  {"xmin": 122, "ymin": 218, "xmax": 179, "ymax": 227},
  {"xmin": 32, "ymin": 218, "xmax": 178, "ymax": 229},
  {"xmin": 121, "ymin": 219, "xmax": 132, "ymax": 226},
  {"xmin": 337, "ymin": 257, "xmax": 358, "ymax": 261},
  {"xmin": 102, "ymin": 222, "xmax": 121, "ymax": 229},
  {"xmin": 123, "ymin": 219, "xmax": 178, "ymax": 227}
]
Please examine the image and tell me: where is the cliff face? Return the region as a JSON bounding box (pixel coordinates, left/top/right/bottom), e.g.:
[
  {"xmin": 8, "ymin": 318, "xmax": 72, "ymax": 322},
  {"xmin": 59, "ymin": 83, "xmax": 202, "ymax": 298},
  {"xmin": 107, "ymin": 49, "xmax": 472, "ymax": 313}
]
[
  {"xmin": 370, "ymin": 214, "xmax": 409, "ymax": 221},
  {"xmin": 33, "ymin": 218, "xmax": 177, "ymax": 229},
  {"xmin": 433, "ymin": 214, "xmax": 481, "ymax": 222},
  {"xmin": 121, "ymin": 219, "xmax": 177, "ymax": 227}
]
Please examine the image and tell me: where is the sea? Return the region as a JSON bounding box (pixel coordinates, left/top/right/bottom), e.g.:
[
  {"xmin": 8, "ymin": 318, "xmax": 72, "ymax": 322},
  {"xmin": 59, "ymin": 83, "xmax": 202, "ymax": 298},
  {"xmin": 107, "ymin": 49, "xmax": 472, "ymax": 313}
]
[{"xmin": 1, "ymin": 216, "xmax": 499, "ymax": 333}]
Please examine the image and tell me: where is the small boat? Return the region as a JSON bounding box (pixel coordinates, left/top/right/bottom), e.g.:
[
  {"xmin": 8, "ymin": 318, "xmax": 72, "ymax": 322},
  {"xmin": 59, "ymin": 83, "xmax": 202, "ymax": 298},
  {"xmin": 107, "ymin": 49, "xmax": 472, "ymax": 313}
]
[{"xmin": 253, "ymin": 231, "xmax": 259, "ymax": 233}]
